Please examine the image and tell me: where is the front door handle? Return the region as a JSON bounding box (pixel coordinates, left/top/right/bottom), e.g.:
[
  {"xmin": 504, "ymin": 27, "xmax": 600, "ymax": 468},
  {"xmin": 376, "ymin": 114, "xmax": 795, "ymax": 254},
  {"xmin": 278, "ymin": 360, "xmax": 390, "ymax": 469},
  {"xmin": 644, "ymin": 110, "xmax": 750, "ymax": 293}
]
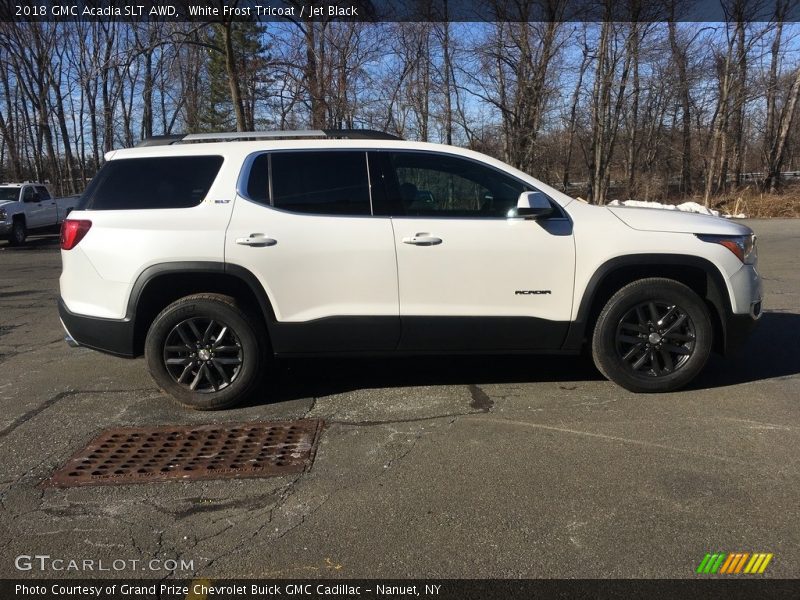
[
  {"xmin": 235, "ymin": 233, "xmax": 277, "ymax": 247},
  {"xmin": 402, "ymin": 233, "xmax": 442, "ymax": 246}
]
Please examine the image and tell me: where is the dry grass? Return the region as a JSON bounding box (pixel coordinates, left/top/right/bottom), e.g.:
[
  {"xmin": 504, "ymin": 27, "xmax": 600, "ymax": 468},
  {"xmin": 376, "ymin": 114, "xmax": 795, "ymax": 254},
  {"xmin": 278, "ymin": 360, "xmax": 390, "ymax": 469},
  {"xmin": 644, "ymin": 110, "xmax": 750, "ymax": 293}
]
[{"xmin": 707, "ymin": 184, "xmax": 800, "ymax": 218}]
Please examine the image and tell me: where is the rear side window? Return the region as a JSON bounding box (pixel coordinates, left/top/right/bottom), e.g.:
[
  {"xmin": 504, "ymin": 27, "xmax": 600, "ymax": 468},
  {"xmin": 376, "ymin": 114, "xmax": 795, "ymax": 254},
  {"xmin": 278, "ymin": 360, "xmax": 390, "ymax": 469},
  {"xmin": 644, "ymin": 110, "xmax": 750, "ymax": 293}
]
[
  {"xmin": 35, "ymin": 186, "xmax": 51, "ymax": 200},
  {"xmin": 269, "ymin": 151, "xmax": 371, "ymax": 216},
  {"xmin": 80, "ymin": 156, "xmax": 223, "ymax": 210}
]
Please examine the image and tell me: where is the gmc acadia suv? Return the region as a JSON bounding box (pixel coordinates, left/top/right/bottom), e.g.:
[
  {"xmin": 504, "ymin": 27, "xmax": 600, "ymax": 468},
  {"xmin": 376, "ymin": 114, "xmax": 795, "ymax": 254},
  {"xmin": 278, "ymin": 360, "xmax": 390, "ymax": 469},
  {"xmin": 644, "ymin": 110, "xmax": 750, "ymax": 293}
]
[{"xmin": 58, "ymin": 130, "xmax": 762, "ymax": 410}]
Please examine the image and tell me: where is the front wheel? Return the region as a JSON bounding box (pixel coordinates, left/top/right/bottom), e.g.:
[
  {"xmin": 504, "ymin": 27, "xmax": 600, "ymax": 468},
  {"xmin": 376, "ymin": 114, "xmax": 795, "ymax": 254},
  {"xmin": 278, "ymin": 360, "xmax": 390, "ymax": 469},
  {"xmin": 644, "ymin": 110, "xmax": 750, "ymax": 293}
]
[
  {"xmin": 145, "ymin": 294, "xmax": 264, "ymax": 410},
  {"xmin": 591, "ymin": 278, "xmax": 713, "ymax": 393},
  {"xmin": 8, "ymin": 220, "xmax": 26, "ymax": 246}
]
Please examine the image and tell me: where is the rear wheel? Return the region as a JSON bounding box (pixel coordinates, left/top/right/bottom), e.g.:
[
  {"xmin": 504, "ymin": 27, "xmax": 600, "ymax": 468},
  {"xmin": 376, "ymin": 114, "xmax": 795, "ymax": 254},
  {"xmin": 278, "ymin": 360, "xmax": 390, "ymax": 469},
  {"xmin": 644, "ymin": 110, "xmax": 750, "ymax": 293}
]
[
  {"xmin": 591, "ymin": 278, "xmax": 712, "ymax": 393},
  {"xmin": 145, "ymin": 294, "xmax": 263, "ymax": 410},
  {"xmin": 8, "ymin": 220, "xmax": 26, "ymax": 246}
]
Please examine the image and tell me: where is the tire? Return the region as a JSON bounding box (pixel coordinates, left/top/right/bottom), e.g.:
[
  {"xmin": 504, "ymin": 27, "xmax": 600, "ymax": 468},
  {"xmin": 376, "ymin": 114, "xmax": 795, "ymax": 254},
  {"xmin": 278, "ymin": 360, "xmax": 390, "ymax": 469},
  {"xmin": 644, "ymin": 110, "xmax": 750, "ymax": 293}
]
[
  {"xmin": 591, "ymin": 278, "xmax": 713, "ymax": 393},
  {"xmin": 144, "ymin": 294, "xmax": 264, "ymax": 410},
  {"xmin": 8, "ymin": 220, "xmax": 26, "ymax": 246}
]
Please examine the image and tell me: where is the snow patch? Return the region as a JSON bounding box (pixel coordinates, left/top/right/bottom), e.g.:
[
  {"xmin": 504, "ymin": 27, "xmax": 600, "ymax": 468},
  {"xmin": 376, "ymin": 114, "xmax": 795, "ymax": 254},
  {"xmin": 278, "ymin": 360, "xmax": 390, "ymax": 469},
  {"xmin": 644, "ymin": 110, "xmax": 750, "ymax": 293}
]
[{"xmin": 607, "ymin": 199, "xmax": 746, "ymax": 219}]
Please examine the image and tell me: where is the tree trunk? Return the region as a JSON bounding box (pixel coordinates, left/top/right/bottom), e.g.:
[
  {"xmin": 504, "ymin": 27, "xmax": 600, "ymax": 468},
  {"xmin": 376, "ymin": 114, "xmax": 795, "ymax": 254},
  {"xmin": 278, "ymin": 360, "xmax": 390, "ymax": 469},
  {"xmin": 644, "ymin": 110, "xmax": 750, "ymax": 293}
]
[
  {"xmin": 731, "ymin": 15, "xmax": 747, "ymax": 187},
  {"xmin": 703, "ymin": 34, "xmax": 736, "ymax": 207},
  {"xmin": 765, "ymin": 65, "xmax": 800, "ymax": 192},
  {"xmin": 0, "ymin": 65, "xmax": 22, "ymax": 179},
  {"xmin": 626, "ymin": 21, "xmax": 640, "ymax": 198},
  {"xmin": 439, "ymin": 12, "xmax": 453, "ymax": 145},
  {"xmin": 668, "ymin": 19, "xmax": 692, "ymax": 195},
  {"xmin": 562, "ymin": 34, "xmax": 589, "ymax": 191},
  {"xmin": 222, "ymin": 22, "xmax": 247, "ymax": 132}
]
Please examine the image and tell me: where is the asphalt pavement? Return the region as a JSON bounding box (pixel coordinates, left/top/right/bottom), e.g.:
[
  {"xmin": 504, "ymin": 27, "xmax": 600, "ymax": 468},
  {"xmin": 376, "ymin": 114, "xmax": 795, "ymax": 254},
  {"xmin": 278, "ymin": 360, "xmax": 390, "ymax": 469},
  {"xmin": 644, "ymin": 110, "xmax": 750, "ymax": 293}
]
[{"xmin": 0, "ymin": 220, "xmax": 798, "ymax": 579}]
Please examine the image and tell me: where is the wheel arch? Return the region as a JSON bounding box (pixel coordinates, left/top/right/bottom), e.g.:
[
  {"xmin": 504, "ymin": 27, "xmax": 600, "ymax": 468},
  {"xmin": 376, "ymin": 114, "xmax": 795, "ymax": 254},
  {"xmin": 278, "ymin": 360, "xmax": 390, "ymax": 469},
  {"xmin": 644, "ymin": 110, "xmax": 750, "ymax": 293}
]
[
  {"xmin": 129, "ymin": 262, "xmax": 275, "ymax": 357},
  {"xmin": 564, "ymin": 254, "xmax": 732, "ymax": 354}
]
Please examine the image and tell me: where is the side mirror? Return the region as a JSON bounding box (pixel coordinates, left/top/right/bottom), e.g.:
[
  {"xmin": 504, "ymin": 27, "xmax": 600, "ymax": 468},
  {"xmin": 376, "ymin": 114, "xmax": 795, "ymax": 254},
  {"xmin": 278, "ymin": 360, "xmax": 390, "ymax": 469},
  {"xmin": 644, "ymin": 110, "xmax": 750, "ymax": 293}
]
[{"xmin": 512, "ymin": 191, "xmax": 553, "ymax": 219}]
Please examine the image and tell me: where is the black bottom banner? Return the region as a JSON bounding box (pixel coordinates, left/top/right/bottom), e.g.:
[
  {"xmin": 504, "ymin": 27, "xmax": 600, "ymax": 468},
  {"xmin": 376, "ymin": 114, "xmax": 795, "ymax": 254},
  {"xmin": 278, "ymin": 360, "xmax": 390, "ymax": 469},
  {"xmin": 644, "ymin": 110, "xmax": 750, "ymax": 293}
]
[{"xmin": 2, "ymin": 579, "xmax": 798, "ymax": 600}]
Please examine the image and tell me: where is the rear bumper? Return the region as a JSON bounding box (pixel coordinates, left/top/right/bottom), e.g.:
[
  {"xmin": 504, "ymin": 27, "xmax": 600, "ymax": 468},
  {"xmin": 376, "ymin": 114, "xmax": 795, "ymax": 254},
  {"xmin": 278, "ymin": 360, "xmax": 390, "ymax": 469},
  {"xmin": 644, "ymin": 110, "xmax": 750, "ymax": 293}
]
[{"xmin": 58, "ymin": 297, "xmax": 136, "ymax": 358}]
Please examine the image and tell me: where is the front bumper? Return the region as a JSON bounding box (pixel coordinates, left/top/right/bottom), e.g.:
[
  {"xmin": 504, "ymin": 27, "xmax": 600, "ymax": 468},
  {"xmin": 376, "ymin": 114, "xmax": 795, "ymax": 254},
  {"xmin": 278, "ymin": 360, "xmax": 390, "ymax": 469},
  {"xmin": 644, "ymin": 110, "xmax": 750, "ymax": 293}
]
[
  {"xmin": 729, "ymin": 264, "xmax": 762, "ymax": 315},
  {"xmin": 722, "ymin": 263, "xmax": 762, "ymax": 355},
  {"xmin": 724, "ymin": 311, "xmax": 760, "ymax": 355},
  {"xmin": 0, "ymin": 222, "xmax": 10, "ymax": 236},
  {"xmin": 58, "ymin": 297, "xmax": 137, "ymax": 358}
]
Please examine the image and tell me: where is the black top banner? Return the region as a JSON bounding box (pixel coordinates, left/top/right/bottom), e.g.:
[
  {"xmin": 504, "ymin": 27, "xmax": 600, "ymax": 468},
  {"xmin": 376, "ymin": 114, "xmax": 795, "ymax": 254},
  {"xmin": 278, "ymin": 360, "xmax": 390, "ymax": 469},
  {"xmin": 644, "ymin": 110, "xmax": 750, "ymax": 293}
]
[{"xmin": 4, "ymin": 0, "xmax": 800, "ymax": 23}]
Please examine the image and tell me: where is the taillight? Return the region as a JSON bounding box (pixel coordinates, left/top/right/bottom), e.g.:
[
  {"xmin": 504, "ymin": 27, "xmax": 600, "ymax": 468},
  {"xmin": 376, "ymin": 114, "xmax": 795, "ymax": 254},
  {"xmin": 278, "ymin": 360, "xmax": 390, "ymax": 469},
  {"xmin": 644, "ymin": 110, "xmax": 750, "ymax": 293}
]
[{"xmin": 60, "ymin": 219, "xmax": 92, "ymax": 250}]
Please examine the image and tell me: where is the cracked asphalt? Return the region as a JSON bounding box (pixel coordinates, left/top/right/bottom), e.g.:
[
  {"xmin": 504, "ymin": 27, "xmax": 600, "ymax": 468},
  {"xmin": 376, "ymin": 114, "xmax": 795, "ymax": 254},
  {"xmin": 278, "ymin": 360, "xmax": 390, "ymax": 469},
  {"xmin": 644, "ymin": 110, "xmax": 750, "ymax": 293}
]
[{"xmin": 0, "ymin": 219, "xmax": 798, "ymax": 579}]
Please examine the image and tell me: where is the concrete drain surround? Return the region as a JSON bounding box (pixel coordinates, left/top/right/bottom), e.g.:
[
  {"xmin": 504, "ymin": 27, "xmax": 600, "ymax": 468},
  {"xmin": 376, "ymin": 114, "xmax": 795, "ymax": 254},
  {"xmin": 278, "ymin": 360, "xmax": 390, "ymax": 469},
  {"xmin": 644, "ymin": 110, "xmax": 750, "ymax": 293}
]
[{"xmin": 47, "ymin": 419, "xmax": 324, "ymax": 487}]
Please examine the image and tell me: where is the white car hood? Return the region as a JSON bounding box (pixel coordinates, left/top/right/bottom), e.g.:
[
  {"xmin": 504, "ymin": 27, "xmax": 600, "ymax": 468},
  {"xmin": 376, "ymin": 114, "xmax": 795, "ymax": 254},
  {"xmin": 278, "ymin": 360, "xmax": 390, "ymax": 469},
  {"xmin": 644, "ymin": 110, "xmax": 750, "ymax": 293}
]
[
  {"xmin": 608, "ymin": 206, "xmax": 752, "ymax": 235},
  {"xmin": 0, "ymin": 200, "xmax": 14, "ymax": 209}
]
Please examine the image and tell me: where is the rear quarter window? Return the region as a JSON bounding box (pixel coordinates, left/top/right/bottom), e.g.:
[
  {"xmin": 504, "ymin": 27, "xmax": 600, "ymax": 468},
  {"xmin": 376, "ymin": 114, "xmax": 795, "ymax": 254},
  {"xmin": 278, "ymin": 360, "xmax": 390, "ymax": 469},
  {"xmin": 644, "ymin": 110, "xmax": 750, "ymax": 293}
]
[{"xmin": 79, "ymin": 156, "xmax": 224, "ymax": 210}]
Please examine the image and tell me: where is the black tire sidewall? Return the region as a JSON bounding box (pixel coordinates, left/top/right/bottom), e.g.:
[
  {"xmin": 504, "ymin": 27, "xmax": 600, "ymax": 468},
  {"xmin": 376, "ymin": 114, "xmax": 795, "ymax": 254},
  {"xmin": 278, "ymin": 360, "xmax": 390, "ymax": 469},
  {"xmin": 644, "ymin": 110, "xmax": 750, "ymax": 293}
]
[
  {"xmin": 145, "ymin": 296, "xmax": 261, "ymax": 410},
  {"xmin": 9, "ymin": 221, "xmax": 26, "ymax": 245},
  {"xmin": 592, "ymin": 280, "xmax": 712, "ymax": 393}
]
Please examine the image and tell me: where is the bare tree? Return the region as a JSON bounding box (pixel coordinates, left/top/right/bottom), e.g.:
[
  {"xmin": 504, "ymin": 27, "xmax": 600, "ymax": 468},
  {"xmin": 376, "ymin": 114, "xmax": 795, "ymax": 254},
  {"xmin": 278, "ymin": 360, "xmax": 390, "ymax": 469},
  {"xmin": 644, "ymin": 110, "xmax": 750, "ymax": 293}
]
[
  {"xmin": 586, "ymin": 15, "xmax": 635, "ymax": 205},
  {"xmin": 763, "ymin": 0, "xmax": 800, "ymax": 191}
]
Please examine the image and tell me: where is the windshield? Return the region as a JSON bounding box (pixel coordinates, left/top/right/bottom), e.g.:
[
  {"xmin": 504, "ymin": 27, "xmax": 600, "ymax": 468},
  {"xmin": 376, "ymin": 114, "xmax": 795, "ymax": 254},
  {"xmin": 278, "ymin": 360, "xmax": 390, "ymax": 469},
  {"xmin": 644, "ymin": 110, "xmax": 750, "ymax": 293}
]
[{"xmin": 0, "ymin": 187, "xmax": 20, "ymax": 202}]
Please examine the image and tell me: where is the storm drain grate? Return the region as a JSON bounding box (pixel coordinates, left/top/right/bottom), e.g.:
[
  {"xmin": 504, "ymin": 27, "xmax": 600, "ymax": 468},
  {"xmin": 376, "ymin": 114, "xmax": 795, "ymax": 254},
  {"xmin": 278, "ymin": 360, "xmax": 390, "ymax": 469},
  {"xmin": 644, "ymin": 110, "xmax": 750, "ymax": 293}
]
[{"xmin": 46, "ymin": 419, "xmax": 324, "ymax": 487}]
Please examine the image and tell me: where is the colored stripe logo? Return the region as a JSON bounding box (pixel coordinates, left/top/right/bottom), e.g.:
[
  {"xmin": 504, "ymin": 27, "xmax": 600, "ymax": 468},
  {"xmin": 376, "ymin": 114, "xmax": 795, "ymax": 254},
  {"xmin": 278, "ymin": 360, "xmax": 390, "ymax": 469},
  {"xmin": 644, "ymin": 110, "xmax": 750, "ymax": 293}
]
[{"xmin": 696, "ymin": 552, "xmax": 773, "ymax": 574}]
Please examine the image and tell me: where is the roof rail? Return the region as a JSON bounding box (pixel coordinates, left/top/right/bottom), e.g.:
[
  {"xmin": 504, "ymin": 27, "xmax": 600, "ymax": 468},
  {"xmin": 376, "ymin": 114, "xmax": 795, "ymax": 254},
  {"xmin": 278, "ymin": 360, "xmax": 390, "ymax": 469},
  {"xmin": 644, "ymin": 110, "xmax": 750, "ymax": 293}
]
[
  {"xmin": 323, "ymin": 129, "xmax": 401, "ymax": 140},
  {"xmin": 136, "ymin": 134, "xmax": 185, "ymax": 147},
  {"xmin": 135, "ymin": 129, "xmax": 401, "ymax": 147}
]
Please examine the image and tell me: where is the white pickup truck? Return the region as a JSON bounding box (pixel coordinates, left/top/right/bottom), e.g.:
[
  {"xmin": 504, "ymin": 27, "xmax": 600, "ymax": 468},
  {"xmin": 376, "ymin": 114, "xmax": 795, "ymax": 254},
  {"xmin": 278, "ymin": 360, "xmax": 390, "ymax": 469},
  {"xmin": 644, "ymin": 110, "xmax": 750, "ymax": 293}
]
[{"xmin": 0, "ymin": 182, "xmax": 80, "ymax": 245}]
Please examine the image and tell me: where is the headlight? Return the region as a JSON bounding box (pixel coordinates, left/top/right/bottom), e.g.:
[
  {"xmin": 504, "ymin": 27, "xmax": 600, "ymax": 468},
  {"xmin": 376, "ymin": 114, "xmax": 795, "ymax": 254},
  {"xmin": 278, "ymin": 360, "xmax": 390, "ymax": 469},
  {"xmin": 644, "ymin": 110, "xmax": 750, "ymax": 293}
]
[{"xmin": 696, "ymin": 233, "xmax": 757, "ymax": 264}]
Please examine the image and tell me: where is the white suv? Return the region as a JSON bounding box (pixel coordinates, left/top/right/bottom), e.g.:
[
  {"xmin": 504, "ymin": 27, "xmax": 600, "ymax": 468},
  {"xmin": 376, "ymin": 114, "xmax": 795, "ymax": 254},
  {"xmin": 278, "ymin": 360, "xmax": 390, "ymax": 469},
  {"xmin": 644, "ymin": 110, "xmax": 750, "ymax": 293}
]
[{"xmin": 58, "ymin": 130, "xmax": 762, "ymax": 409}]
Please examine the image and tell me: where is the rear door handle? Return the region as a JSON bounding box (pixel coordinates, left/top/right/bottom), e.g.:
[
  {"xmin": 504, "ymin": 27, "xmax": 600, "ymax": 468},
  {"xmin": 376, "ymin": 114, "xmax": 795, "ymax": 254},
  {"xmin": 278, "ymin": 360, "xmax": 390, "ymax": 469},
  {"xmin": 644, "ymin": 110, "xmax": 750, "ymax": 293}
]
[
  {"xmin": 402, "ymin": 233, "xmax": 442, "ymax": 246},
  {"xmin": 235, "ymin": 233, "xmax": 277, "ymax": 247}
]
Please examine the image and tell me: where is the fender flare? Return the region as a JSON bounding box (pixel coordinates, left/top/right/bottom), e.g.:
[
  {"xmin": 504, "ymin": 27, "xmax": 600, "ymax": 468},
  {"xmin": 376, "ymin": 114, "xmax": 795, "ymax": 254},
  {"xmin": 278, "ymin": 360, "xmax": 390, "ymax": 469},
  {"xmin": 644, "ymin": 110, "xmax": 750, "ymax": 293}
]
[
  {"xmin": 127, "ymin": 261, "xmax": 277, "ymax": 327},
  {"xmin": 563, "ymin": 254, "xmax": 732, "ymax": 350}
]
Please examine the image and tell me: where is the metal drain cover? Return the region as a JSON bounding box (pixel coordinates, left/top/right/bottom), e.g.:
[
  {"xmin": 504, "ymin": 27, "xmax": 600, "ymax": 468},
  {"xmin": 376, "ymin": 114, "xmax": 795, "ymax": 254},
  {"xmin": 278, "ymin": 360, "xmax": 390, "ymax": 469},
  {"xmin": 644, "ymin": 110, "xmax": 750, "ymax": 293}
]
[{"xmin": 47, "ymin": 419, "xmax": 324, "ymax": 487}]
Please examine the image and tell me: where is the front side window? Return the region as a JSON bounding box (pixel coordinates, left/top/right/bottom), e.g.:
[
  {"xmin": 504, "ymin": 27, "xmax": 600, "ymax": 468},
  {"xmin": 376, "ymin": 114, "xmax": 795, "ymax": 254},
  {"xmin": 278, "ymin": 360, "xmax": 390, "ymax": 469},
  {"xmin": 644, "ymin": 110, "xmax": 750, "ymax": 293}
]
[
  {"xmin": 385, "ymin": 152, "xmax": 527, "ymax": 218},
  {"xmin": 269, "ymin": 151, "xmax": 371, "ymax": 216},
  {"xmin": 22, "ymin": 187, "xmax": 36, "ymax": 201},
  {"xmin": 80, "ymin": 155, "xmax": 223, "ymax": 210}
]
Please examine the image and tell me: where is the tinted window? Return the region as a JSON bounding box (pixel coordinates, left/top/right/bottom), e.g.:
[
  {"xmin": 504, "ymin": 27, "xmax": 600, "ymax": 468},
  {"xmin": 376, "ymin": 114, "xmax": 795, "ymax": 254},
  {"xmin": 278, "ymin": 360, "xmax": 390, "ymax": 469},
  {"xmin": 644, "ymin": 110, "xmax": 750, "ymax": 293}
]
[
  {"xmin": 0, "ymin": 187, "xmax": 19, "ymax": 201},
  {"xmin": 35, "ymin": 186, "xmax": 51, "ymax": 200},
  {"xmin": 80, "ymin": 156, "xmax": 223, "ymax": 210},
  {"xmin": 22, "ymin": 187, "xmax": 36, "ymax": 201},
  {"xmin": 270, "ymin": 151, "xmax": 370, "ymax": 215},
  {"xmin": 386, "ymin": 152, "xmax": 526, "ymax": 218},
  {"xmin": 246, "ymin": 154, "xmax": 269, "ymax": 205}
]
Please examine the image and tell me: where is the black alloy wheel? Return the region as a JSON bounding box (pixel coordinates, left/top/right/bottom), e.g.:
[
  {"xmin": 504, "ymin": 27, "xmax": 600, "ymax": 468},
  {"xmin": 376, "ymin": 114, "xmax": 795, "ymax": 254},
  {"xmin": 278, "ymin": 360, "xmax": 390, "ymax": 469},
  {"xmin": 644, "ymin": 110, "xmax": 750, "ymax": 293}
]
[
  {"xmin": 145, "ymin": 294, "xmax": 264, "ymax": 410},
  {"xmin": 614, "ymin": 301, "xmax": 696, "ymax": 377},
  {"xmin": 592, "ymin": 278, "xmax": 713, "ymax": 393},
  {"xmin": 163, "ymin": 317, "xmax": 243, "ymax": 393}
]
